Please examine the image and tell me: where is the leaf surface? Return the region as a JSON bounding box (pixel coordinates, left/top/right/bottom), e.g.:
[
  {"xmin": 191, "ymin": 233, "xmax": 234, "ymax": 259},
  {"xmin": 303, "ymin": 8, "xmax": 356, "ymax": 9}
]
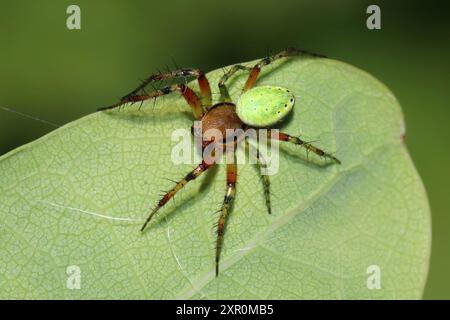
[{"xmin": 0, "ymin": 57, "xmax": 431, "ymax": 299}]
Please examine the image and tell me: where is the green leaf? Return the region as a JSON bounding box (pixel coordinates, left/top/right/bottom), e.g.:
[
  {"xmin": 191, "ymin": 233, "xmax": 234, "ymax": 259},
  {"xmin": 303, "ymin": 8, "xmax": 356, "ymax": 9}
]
[{"xmin": 0, "ymin": 57, "xmax": 430, "ymax": 299}]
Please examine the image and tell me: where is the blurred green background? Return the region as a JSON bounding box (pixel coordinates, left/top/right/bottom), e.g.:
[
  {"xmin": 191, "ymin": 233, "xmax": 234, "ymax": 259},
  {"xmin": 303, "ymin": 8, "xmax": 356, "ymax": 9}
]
[{"xmin": 0, "ymin": 0, "xmax": 448, "ymax": 299}]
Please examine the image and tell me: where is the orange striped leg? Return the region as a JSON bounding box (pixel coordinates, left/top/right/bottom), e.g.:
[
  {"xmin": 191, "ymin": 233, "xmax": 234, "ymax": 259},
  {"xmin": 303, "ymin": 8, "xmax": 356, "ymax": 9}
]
[
  {"xmin": 140, "ymin": 160, "xmax": 214, "ymax": 232},
  {"xmin": 243, "ymin": 47, "xmax": 325, "ymax": 92},
  {"xmin": 215, "ymin": 162, "xmax": 237, "ymax": 276},
  {"xmin": 98, "ymin": 83, "xmax": 205, "ymax": 119},
  {"xmin": 268, "ymin": 130, "xmax": 341, "ymax": 164},
  {"xmin": 122, "ymin": 68, "xmax": 211, "ymax": 107}
]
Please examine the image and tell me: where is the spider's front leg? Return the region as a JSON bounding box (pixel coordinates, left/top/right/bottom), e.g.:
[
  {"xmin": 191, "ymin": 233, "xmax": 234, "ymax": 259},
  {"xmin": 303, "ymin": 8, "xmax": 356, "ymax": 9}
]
[
  {"xmin": 265, "ymin": 129, "xmax": 341, "ymax": 164},
  {"xmin": 140, "ymin": 157, "xmax": 215, "ymax": 232},
  {"xmin": 215, "ymin": 161, "xmax": 237, "ymax": 277}
]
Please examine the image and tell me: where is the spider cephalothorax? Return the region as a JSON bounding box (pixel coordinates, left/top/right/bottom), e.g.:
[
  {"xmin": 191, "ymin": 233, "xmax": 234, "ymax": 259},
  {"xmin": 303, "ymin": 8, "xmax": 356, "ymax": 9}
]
[{"xmin": 98, "ymin": 48, "xmax": 341, "ymax": 276}]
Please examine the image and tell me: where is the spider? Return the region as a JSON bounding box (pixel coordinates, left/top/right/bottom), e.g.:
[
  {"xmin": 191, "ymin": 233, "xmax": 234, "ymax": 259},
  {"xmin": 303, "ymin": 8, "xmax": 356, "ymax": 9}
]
[{"xmin": 98, "ymin": 48, "xmax": 341, "ymax": 276}]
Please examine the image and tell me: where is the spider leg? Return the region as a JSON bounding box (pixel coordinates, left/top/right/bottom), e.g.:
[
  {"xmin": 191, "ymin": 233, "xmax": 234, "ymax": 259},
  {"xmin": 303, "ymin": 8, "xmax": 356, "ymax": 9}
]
[
  {"xmin": 123, "ymin": 68, "xmax": 212, "ymax": 107},
  {"xmin": 215, "ymin": 161, "xmax": 237, "ymax": 277},
  {"xmin": 246, "ymin": 138, "xmax": 271, "ymax": 215},
  {"xmin": 98, "ymin": 83, "xmax": 205, "ymax": 119},
  {"xmin": 140, "ymin": 159, "xmax": 215, "ymax": 232},
  {"xmin": 218, "ymin": 64, "xmax": 252, "ymax": 102},
  {"xmin": 266, "ymin": 129, "xmax": 341, "ymax": 164},
  {"xmin": 242, "ymin": 47, "xmax": 325, "ymax": 92}
]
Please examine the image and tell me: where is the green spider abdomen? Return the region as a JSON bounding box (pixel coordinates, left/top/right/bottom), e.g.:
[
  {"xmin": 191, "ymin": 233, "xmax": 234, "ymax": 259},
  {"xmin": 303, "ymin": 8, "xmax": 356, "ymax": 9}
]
[{"xmin": 236, "ymin": 85, "xmax": 295, "ymax": 127}]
